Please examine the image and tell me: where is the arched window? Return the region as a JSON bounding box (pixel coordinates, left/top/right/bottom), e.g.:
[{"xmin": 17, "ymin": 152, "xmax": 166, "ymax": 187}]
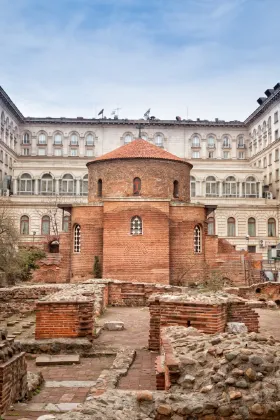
[
  {"xmin": 40, "ymin": 174, "xmax": 54, "ymax": 195},
  {"xmin": 192, "ymin": 136, "xmax": 200, "ymax": 147},
  {"xmin": 20, "ymin": 215, "xmax": 29, "ymax": 235},
  {"xmin": 222, "ymin": 136, "xmax": 230, "ymax": 148},
  {"xmin": 262, "ymin": 121, "xmax": 267, "ymax": 132},
  {"xmin": 19, "ymin": 173, "xmax": 33, "ymax": 195},
  {"xmin": 223, "ymin": 176, "xmax": 237, "ymax": 197},
  {"xmin": 60, "ymin": 174, "xmax": 75, "ymax": 195},
  {"xmin": 86, "ymin": 134, "xmax": 94, "ymax": 146},
  {"xmin": 41, "ymin": 215, "xmax": 50, "ymax": 235},
  {"xmin": 207, "ymin": 217, "xmax": 215, "ymax": 235},
  {"xmin": 124, "ymin": 134, "xmax": 132, "ymax": 144},
  {"xmin": 194, "ymin": 225, "xmax": 201, "ymax": 253},
  {"xmin": 173, "ymin": 180, "xmax": 179, "ymax": 198},
  {"xmin": 63, "ymin": 215, "xmax": 70, "ymax": 232},
  {"xmin": 23, "ymin": 133, "xmax": 30, "ymax": 144},
  {"xmin": 133, "ymin": 177, "xmax": 141, "ymax": 196},
  {"xmin": 248, "ymin": 217, "xmax": 256, "ymax": 236},
  {"xmin": 131, "ymin": 216, "xmax": 142, "ymax": 235},
  {"xmin": 206, "ymin": 176, "xmax": 218, "ymax": 197},
  {"xmin": 190, "ymin": 176, "xmax": 196, "ymax": 197},
  {"xmin": 97, "ymin": 179, "xmax": 103, "ymax": 197},
  {"xmin": 268, "ymin": 116, "xmax": 271, "ymax": 129},
  {"xmin": 81, "ymin": 175, "xmax": 88, "ymax": 195},
  {"xmin": 244, "ymin": 176, "xmax": 257, "ymax": 197},
  {"xmin": 227, "ymin": 217, "xmax": 236, "ymax": 236},
  {"xmin": 70, "ymin": 134, "xmax": 78, "ymax": 145},
  {"xmin": 207, "ymin": 136, "xmax": 215, "ymax": 147},
  {"xmin": 54, "ymin": 133, "xmax": 62, "ymax": 145},
  {"xmin": 74, "ymin": 224, "xmax": 81, "ymax": 252},
  {"xmin": 1, "ymin": 111, "xmax": 4, "ymax": 125},
  {"xmin": 155, "ymin": 134, "xmax": 164, "ymax": 147},
  {"xmin": 268, "ymin": 218, "xmax": 276, "ymax": 237},
  {"xmin": 38, "ymin": 133, "xmax": 47, "ymax": 144}
]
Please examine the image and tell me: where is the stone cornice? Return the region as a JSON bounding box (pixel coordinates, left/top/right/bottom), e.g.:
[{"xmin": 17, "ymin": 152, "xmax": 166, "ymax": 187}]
[
  {"xmin": 244, "ymin": 89, "xmax": 280, "ymax": 126},
  {"xmin": 0, "ymin": 86, "xmax": 25, "ymax": 122}
]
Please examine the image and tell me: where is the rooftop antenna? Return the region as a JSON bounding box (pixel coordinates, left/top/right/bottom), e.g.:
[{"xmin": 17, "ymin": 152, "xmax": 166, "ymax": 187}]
[
  {"xmin": 144, "ymin": 108, "xmax": 151, "ymax": 120},
  {"xmin": 98, "ymin": 109, "xmax": 104, "ymax": 118},
  {"xmin": 111, "ymin": 108, "xmax": 121, "ymax": 119},
  {"xmin": 136, "ymin": 123, "xmax": 145, "ymax": 139}
]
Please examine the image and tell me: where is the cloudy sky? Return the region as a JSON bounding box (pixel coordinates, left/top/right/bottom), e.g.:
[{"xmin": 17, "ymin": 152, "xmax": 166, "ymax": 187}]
[{"xmin": 0, "ymin": 0, "xmax": 279, "ymax": 121}]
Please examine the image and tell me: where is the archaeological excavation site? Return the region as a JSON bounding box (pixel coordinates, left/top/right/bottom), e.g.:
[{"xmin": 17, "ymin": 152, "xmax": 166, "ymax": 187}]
[{"xmin": 1, "ymin": 139, "xmax": 280, "ymax": 420}]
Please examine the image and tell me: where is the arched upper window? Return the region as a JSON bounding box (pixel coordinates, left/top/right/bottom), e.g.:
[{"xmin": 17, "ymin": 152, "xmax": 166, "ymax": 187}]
[
  {"xmin": 1, "ymin": 111, "xmax": 4, "ymax": 125},
  {"xmin": 155, "ymin": 134, "xmax": 164, "ymax": 147},
  {"xmin": 74, "ymin": 224, "xmax": 81, "ymax": 252},
  {"xmin": 81, "ymin": 175, "xmax": 88, "ymax": 195},
  {"xmin": 223, "ymin": 176, "xmax": 237, "ymax": 197},
  {"xmin": 262, "ymin": 121, "xmax": 267, "ymax": 132},
  {"xmin": 41, "ymin": 215, "xmax": 50, "ymax": 235},
  {"xmin": 38, "ymin": 133, "xmax": 47, "ymax": 144},
  {"xmin": 63, "ymin": 215, "xmax": 70, "ymax": 232},
  {"xmin": 60, "ymin": 174, "xmax": 75, "ymax": 195},
  {"xmin": 97, "ymin": 179, "xmax": 103, "ymax": 197},
  {"xmin": 131, "ymin": 216, "xmax": 142, "ymax": 235},
  {"xmin": 133, "ymin": 177, "xmax": 141, "ymax": 196},
  {"xmin": 207, "ymin": 136, "xmax": 215, "ymax": 147},
  {"xmin": 194, "ymin": 225, "xmax": 201, "ymax": 253},
  {"xmin": 19, "ymin": 173, "xmax": 33, "ymax": 195},
  {"xmin": 268, "ymin": 218, "xmax": 276, "ymax": 237},
  {"xmin": 86, "ymin": 134, "xmax": 94, "ymax": 146},
  {"xmin": 248, "ymin": 217, "xmax": 256, "ymax": 236},
  {"xmin": 227, "ymin": 217, "xmax": 236, "ymax": 237},
  {"xmin": 222, "ymin": 136, "xmax": 230, "ymax": 148},
  {"xmin": 124, "ymin": 134, "xmax": 132, "ymax": 144},
  {"xmin": 40, "ymin": 174, "xmax": 54, "ymax": 195},
  {"xmin": 206, "ymin": 176, "xmax": 218, "ymax": 197},
  {"xmin": 20, "ymin": 215, "xmax": 29, "ymax": 235},
  {"xmin": 190, "ymin": 176, "xmax": 196, "ymax": 197},
  {"xmin": 54, "ymin": 133, "xmax": 62, "ymax": 145},
  {"xmin": 192, "ymin": 136, "xmax": 200, "ymax": 147},
  {"xmin": 173, "ymin": 180, "xmax": 179, "ymax": 198},
  {"xmin": 268, "ymin": 116, "xmax": 271, "ymax": 129},
  {"xmin": 207, "ymin": 217, "xmax": 215, "ymax": 235},
  {"xmin": 244, "ymin": 176, "xmax": 257, "ymax": 197},
  {"xmin": 70, "ymin": 133, "xmax": 78, "ymax": 145},
  {"xmin": 23, "ymin": 133, "xmax": 30, "ymax": 144},
  {"xmin": 237, "ymin": 135, "xmax": 244, "ymax": 146}
]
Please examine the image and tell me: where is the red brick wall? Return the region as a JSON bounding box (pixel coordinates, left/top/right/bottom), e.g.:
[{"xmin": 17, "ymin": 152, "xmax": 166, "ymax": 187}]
[
  {"xmin": 227, "ymin": 302, "xmax": 259, "ymax": 332},
  {"xmin": 35, "ymin": 301, "xmax": 94, "ymax": 339},
  {"xmin": 88, "ymin": 159, "xmax": 191, "ymax": 202},
  {"xmin": 103, "ymin": 201, "xmax": 170, "ymax": 283},
  {"xmin": 0, "ymin": 352, "xmax": 26, "ymax": 414},
  {"xmin": 148, "ymin": 300, "xmax": 227, "ymax": 351},
  {"xmin": 169, "ymin": 205, "xmax": 207, "ymax": 284}
]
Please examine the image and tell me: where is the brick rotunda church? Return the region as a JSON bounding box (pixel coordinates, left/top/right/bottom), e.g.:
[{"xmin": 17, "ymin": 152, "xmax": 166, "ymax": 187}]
[{"xmin": 58, "ymin": 138, "xmax": 251, "ymax": 285}]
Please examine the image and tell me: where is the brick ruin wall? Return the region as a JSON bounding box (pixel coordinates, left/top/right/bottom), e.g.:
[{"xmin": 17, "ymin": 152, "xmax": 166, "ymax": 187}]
[
  {"xmin": 35, "ymin": 300, "xmax": 94, "ymax": 339},
  {"xmin": 149, "ymin": 298, "xmax": 259, "ymax": 351},
  {"xmin": 0, "ymin": 334, "xmax": 27, "ymax": 415},
  {"xmin": 226, "ymin": 282, "xmax": 280, "ymax": 304}
]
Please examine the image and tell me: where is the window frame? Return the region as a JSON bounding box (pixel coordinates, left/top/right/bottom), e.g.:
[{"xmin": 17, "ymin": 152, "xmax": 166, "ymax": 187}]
[{"xmin": 130, "ymin": 216, "xmax": 143, "ymax": 235}]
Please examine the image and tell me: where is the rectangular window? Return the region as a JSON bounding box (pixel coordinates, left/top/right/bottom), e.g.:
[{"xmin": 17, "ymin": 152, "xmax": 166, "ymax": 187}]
[
  {"xmin": 223, "ymin": 151, "xmax": 230, "ymax": 159},
  {"xmin": 248, "ymin": 245, "xmax": 256, "ymax": 253},
  {"xmin": 274, "ymin": 111, "xmax": 278, "ymax": 123},
  {"xmin": 192, "ymin": 151, "xmax": 200, "ymax": 158},
  {"xmin": 276, "ymin": 169, "xmax": 279, "ymax": 181},
  {"xmin": 238, "ymin": 152, "xmax": 245, "ymax": 159},
  {"xmin": 86, "ymin": 149, "xmax": 94, "ymax": 157},
  {"xmin": 275, "ymin": 149, "xmax": 279, "ymax": 161},
  {"xmin": 269, "ymin": 172, "xmax": 272, "ymax": 184},
  {"xmin": 54, "ymin": 148, "xmax": 62, "ymax": 156},
  {"xmin": 264, "ymin": 175, "xmax": 267, "ymax": 185},
  {"xmin": 70, "ymin": 149, "xmax": 78, "ymax": 156},
  {"xmin": 208, "ymin": 151, "xmax": 214, "ymax": 158},
  {"xmin": 275, "ymin": 130, "xmax": 279, "ymax": 141},
  {"xmin": 22, "ymin": 148, "xmax": 30, "ymax": 156},
  {"xmin": 38, "ymin": 148, "xmax": 46, "ymax": 156},
  {"xmin": 258, "ymin": 160, "xmax": 261, "ymax": 167},
  {"xmin": 269, "ymin": 154, "xmax": 272, "ymax": 165}
]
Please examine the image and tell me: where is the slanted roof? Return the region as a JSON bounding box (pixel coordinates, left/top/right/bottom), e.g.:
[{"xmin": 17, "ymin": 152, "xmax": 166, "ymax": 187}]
[{"xmin": 89, "ymin": 138, "xmax": 191, "ymax": 166}]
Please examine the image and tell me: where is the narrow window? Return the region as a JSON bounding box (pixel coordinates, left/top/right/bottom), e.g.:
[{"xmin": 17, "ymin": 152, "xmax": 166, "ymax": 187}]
[
  {"xmin": 227, "ymin": 217, "xmax": 236, "ymax": 236},
  {"xmin": 207, "ymin": 217, "xmax": 215, "ymax": 235},
  {"xmin": 173, "ymin": 180, "xmax": 179, "ymax": 198},
  {"xmin": 248, "ymin": 217, "xmax": 256, "ymax": 236},
  {"xmin": 74, "ymin": 224, "xmax": 81, "ymax": 252},
  {"xmin": 63, "ymin": 215, "xmax": 70, "ymax": 232},
  {"xmin": 268, "ymin": 218, "xmax": 276, "ymax": 237},
  {"xmin": 97, "ymin": 179, "xmax": 102, "ymax": 197},
  {"xmin": 20, "ymin": 215, "xmax": 29, "ymax": 235},
  {"xmin": 131, "ymin": 216, "xmax": 142, "ymax": 235},
  {"xmin": 133, "ymin": 177, "xmax": 141, "ymax": 196},
  {"xmin": 194, "ymin": 225, "xmax": 201, "ymax": 253},
  {"xmin": 41, "ymin": 215, "xmax": 50, "ymax": 235}
]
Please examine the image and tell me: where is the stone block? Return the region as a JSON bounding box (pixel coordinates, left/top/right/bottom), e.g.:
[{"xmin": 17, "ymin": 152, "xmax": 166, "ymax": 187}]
[
  {"xmin": 104, "ymin": 321, "xmax": 124, "ymax": 331},
  {"xmin": 227, "ymin": 322, "xmax": 248, "ymax": 334},
  {"xmin": 36, "ymin": 354, "xmax": 80, "ymax": 366}
]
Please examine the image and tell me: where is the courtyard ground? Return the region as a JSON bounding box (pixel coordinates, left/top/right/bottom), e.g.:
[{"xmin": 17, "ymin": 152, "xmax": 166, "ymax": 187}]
[{"xmin": 4, "ymin": 306, "xmax": 280, "ymax": 419}]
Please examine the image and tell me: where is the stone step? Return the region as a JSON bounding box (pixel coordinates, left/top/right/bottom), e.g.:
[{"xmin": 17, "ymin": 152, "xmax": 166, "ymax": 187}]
[{"xmin": 36, "ymin": 354, "xmax": 80, "ymax": 366}]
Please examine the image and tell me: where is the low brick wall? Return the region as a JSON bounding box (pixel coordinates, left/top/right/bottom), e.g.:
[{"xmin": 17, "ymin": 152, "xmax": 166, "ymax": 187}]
[
  {"xmin": 227, "ymin": 302, "xmax": 259, "ymax": 332},
  {"xmin": 35, "ymin": 300, "xmax": 94, "ymax": 339},
  {"xmin": 226, "ymin": 282, "xmax": 280, "ymax": 304}
]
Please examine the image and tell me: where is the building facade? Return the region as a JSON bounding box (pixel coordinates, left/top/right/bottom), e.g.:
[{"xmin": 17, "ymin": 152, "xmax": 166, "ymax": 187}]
[{"xmin": 0, "ymin": 83, "xmax": 279, "ymax": 259}]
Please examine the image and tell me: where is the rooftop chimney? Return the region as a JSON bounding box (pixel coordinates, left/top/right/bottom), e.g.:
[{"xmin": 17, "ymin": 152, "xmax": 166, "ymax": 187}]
[
  {"xmin": 265, "ymin": 88, "xmax": 274, "ymax": 97},
  {"xmin": 257, "ymin": 97, "xmax": 267, "ymax": 105}
]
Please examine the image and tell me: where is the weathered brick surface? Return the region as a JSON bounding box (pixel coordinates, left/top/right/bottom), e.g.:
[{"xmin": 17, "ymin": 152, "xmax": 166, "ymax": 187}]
[
  {"xmin": 35, "ymin": 301, "xmax": 94, "ymax": 339},
  {"xmin": 227, "ymin": 302, "xmax": 259, "ymax": 333},
  {"xmin": 88, "ymin": 159, "xmax": 191, "ymax": 202},
  {"xmin": 0, "ymin": 352, "xmax": 27, "ymax": 414},
  {"xmin": 226, "ymin": 282, "xmax": 280, "ymax": 303}
]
